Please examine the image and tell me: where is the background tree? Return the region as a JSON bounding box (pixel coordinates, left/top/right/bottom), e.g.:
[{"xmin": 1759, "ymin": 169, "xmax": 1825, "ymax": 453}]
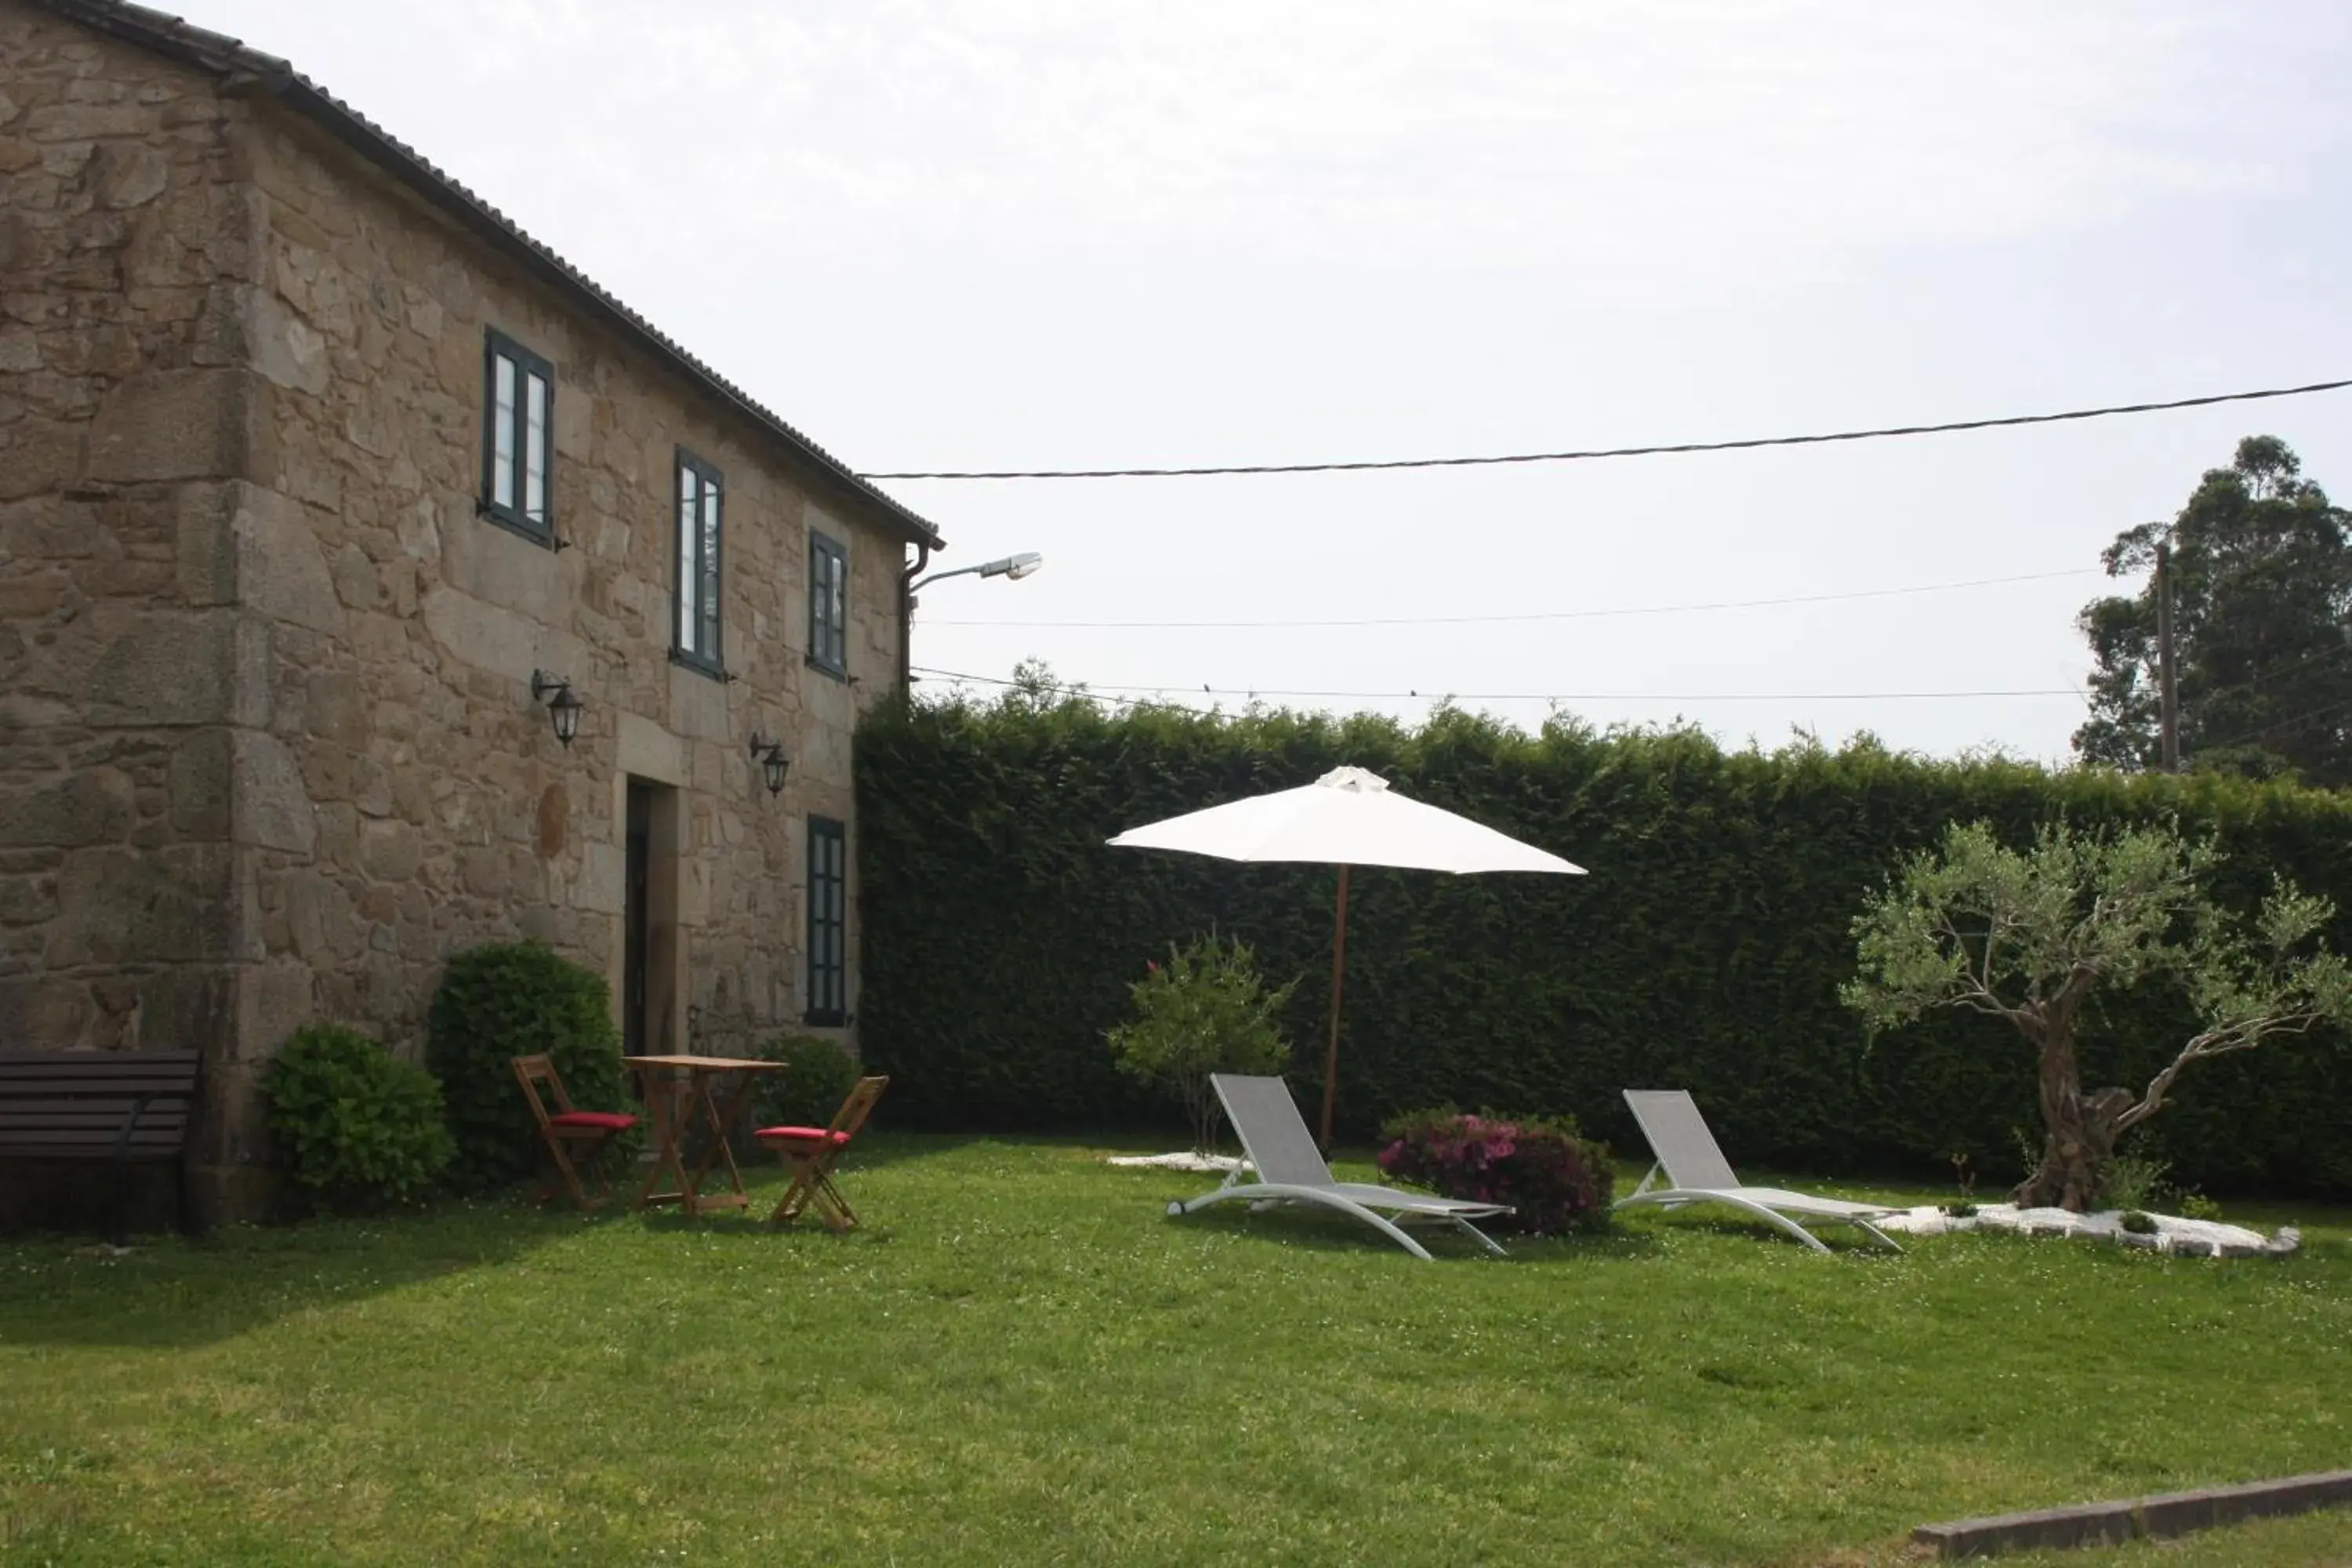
[
  {"xmin": 2074, "ymin": 436, "xmax": 2352, "ymax": 786},
  {"xmin": 1844, "ymin": 820, "xmax": 2352, "ymax": 1211}
]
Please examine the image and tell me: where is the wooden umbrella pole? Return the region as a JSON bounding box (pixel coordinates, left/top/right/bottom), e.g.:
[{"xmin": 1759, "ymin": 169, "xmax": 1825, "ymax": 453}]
[{"xmin": 1319, "ymin": 862, "xmax": 1350, "ymax": 1149}]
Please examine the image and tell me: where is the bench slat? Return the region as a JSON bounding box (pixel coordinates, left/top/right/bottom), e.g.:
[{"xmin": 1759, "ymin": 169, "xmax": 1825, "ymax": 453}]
[
  {"xmin": 0, "ymin": 1127, "xmax": 187, "ymax": 1142},
  {"xmin": 0, "ymin": 1091, "xmax": 196, "ymax": 1105},
  {"xmin": 0, "ymin": 1053, "xmax": 195, "ymax": 1067},
  {"xmin": 0, "ymin": 1050, "xmax": 198, "ymax": 1062},
  {"xmin": 0, "ymin": 1105, "xmax": 189, "ymax": 1123},
  {"xmin": 0, "ymin": 1145, "xmax": 183, "ymax": 1159},
  {"xmin": 0, "ymin": 1133, "xmax": 186, "ymax": 1147},
  {"xmin": 0, "ymin": 1062, "xmax": 199, "ymax": 1073}
]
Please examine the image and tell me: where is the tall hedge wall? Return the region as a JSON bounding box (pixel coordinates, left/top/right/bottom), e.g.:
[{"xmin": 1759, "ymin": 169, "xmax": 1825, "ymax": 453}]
[{"xmin": 855, "ymin": 695, "xmax": 2352, "ymax": 1197}]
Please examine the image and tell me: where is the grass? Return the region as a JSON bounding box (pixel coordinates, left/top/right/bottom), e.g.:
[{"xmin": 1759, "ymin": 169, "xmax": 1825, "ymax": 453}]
[{"xmin": 2, "ymin": 1136, "xmax": 2349, "ymax": 1566}]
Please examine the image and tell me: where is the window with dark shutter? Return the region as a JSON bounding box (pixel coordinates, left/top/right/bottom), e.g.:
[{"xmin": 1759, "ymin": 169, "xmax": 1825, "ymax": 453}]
[
  {"xmin": 481, "ymin": 329, "xmax": 554, "ymax": 544},
  {"xmin": 805, "ymin": 815, "xmax": 847, "ymax": 1026},
  {"xmin": 673, "ymin": 449, "xmax": 724, "ymax": 674},
  {"xmin": 808, "ymin": 531, "xmax": 847, "ymax": 677}
]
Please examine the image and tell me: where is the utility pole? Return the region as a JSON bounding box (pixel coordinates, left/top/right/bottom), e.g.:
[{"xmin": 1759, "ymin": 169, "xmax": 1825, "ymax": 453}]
[{"xmin": 2156, "ymin": 540, "xmax": 2180, "ymax": 773}]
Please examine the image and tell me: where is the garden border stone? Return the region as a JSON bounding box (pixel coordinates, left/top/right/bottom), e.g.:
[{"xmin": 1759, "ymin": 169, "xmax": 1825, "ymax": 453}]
[{"xmin": 1911, "ymin": 1468, "xmax": 2352, "ymax": 1558}]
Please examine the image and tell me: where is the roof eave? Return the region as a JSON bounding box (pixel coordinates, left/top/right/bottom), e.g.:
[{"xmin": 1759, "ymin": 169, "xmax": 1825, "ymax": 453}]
[{"xmin": 31, "ymin": 0, "xmax": 946, "ymax": 554}]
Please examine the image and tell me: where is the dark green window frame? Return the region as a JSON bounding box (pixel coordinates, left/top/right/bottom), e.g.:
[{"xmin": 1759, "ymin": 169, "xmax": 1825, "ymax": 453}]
[
  {"xmin": 481, "ymin": 328, "xmax": 554, "ymax": 546},
  {"xmin": 672, "ymin": 448, "xmax": 724, "ymax": 676},
  {"xmin": 805, "ymin": 815, "xmax": 847, "ymax": 1027},
  {"xmin": 808, "ymin": 530, "xmax": 848, "ymax": 678}
]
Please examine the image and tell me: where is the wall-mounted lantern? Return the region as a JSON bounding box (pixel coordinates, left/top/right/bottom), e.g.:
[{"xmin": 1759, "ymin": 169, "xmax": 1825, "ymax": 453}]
[
  {"xmin": 531, "ymin": 669, "xmax": 584, "ymax": 748},
  {"xmin": 747, "ymin": 734, "xmax": 790, "ymax": 796}
]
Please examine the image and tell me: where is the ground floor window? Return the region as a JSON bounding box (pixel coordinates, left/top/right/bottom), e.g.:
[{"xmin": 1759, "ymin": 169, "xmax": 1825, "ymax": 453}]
[{"xmin": 806, "ymin": 815, "xmax": 846, "ymax": 1025}]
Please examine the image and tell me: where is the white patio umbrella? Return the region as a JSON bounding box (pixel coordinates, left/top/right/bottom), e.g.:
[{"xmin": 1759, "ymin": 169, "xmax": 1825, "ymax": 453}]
[{"xmin": 1107, "ymin": 766, "xmax": 1586, "ymax": 1146}]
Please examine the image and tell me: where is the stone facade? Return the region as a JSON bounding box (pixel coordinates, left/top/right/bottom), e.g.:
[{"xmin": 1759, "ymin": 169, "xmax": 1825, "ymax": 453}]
[{"xmin": 0, "ymin": 1, "xmax": 936, "ymax": 1223}]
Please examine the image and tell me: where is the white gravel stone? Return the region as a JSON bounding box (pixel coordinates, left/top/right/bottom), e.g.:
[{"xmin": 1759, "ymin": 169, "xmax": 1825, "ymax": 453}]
[
  {"xmin": 1106, "ymin": 1151, "xmax": 1251, "ymax": 1174},
  {"xmin": 1875, "ymin": 1202, "xmax": 2281, "ymax": 1257}
]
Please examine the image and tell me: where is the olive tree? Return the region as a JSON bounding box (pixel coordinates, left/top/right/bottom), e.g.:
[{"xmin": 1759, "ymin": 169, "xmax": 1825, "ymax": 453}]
[{"xmin": 1843, "ymin": 820, "xmax": 2352, "ymax": 1210}]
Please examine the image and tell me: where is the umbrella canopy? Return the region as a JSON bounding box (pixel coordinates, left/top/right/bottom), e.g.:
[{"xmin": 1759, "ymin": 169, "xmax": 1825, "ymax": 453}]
[
  {"xmin": 1106, "ymin": 766, "xmax": 1584, "ymax": 876},
  {"xmin": 1108, "ymin": 766, "xmax": 1585, "ymax": 1145}
]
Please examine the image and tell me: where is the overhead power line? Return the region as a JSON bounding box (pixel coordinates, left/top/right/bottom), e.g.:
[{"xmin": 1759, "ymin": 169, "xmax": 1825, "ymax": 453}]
[
  {"xmin": 911, "ymin": 666, "xmax": 2081, "ymax": 706},
  {"xmin": 925, "ymin": 566, "xmax": 2099, "ymax": 630},
  {"xmin": 862, "ymin": 376, "xmax": 2352, "ymax": 481}
]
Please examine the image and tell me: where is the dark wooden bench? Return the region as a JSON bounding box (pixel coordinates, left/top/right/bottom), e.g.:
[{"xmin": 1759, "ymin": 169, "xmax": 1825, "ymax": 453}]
[{"xmin": 0, "ymin": 1050, "xmax": 200, "ymax": 1242}]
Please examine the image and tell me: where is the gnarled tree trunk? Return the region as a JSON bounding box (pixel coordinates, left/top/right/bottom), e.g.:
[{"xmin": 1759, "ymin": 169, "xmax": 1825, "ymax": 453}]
[{"xmin": 2010, "ymin": 1003, "xmax": 2132, "ymax": 1211}]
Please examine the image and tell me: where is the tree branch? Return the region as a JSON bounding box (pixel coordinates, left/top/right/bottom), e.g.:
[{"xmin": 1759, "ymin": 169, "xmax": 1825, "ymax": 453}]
[{"xmin": 2114, "ymin": 1008, "xmax": 2335, "ymax": 1134}]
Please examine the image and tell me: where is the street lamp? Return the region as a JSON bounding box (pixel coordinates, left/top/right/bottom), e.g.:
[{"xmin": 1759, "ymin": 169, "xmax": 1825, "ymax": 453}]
[
  {"xmin": 901, "ymin": 551, "xmax": 1044, "ymax": 690},
  {"xmin": 910, "ymin": 552, "xmax": 1044, "ymax": 595}
]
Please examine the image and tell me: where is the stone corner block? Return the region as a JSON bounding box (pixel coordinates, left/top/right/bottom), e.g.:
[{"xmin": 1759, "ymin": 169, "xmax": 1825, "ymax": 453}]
[
  {"xmin": 234, "ymin": 484, "xmax": 346, "ymax": 636},
  {"xmin": 85, "ymin": 368, "xmax": 254, "ymax": 485},
  {"xmin": 230, "ymin": 728, "xmax": 315, "ymax": 854}
]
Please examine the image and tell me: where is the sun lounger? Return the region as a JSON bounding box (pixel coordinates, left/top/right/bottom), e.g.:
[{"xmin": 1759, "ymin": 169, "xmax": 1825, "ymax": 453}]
[
  {"xmin": 1615, "ymin": 1089, "xmax": 1901, "ymax": 1253},
  {"xmin": 1163, "ymin": 1074, "xmax": 1512, "ymax": 1261}
]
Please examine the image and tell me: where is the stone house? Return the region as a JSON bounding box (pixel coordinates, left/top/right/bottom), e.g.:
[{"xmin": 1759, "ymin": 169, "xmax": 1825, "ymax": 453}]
[{"xmin": 0, "ymin": 0, "xmax": 946, "ymax": 1224}]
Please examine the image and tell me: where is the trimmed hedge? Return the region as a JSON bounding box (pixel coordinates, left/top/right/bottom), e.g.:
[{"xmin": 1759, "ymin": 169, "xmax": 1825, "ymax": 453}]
[
  {"xmin": 856, "ymin": 695, "xmax": 2352, "ymax": 1198},
  {"xmin": 427, "ymin": 941, "xmax": 633, "ymax": 1191}
]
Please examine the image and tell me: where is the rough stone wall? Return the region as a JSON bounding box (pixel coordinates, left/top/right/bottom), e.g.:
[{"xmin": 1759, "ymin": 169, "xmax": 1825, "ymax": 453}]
[
  {"xmin": 0, "ymin": 5, "xmax": 281, "ymax": 1221},
  {"xmin": 227, "ymin": 94, "xmax": 906, "ymax": 1078},
  {"xmin": 2, "ymin": 2, "xmax": 913, "ymax": 1222}
]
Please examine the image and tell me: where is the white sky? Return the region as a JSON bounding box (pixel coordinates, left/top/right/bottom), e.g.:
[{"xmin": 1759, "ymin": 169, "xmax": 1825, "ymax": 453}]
[{"xmin": 190, "ymin": 0, "xmax": 2352, "ymax": 759}]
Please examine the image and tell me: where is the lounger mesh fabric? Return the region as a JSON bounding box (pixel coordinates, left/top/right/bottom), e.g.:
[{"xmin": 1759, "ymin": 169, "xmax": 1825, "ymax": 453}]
[
  {"xmin": 1621, "ymin": 1090, "xmax": 1740, "ymax": 1190},
  {"xmin": 1214, "ymin": 1074, "xmax": 1345, "ymax": 1187}
]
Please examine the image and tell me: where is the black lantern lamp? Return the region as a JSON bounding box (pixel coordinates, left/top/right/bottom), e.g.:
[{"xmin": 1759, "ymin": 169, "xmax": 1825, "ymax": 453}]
[
  {"xmin": 531, "ymin": 670, "xmax": 584, "ymax": 748},
  {"xmin": 747, "ymin": 733, "xmax": 790, "ymax": 796}
]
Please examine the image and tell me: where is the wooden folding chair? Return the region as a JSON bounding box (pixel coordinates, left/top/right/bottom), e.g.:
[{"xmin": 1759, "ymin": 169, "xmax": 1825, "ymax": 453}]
[
  {"xmin": 755, "ymin": 1075, "xmax": 887, "ymax": 1230},
  {"xmin": 512, "ymin": 1054, "xmax": 640, "ymax": 1209}
]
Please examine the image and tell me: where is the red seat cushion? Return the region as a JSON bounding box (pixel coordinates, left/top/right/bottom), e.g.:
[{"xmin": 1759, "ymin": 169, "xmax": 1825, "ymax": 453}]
[
  {"xmin": 755, "ymin": 1125, "xmax": 851, "ymax": 1145},
  {"xmin": 548, "ymin": 1111, "xmax": 637, "ymax": 1131}
]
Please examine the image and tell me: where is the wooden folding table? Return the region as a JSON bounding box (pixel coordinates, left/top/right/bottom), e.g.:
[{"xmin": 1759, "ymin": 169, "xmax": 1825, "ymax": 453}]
[{"xmin": 621, "ymin": 1054, "xmax": 785, "ymax": 1218}]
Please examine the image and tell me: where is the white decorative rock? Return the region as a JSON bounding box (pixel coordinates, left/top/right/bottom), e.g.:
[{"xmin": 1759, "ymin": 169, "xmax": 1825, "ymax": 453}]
[{"xmin": 1871, "ymin": 1200, "xmax": 2286, "ymax": 1258}]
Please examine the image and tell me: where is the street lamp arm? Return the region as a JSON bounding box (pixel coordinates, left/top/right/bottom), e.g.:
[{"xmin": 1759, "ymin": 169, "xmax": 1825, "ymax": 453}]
[
  {"xmin": 908, "ymin": 563, "xmax": 988, "ymax": 593},
  {"xmin": 910, "ymin": 551, "xmax": 1044, "ymax": 593}
]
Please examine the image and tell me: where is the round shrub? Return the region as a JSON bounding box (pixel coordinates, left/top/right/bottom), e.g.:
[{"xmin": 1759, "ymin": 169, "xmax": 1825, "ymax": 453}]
[
  {"xmin": 1377, "ymin": 1109, "xmax": 1615, "ymax": 1236},
  {"xmin": 745, "ymin": 1033, "xmax": 862, "ymax": 1134},
  {"xmin": 263, "ymin": 1023, "xmax": 455, "ymax": 1211},
  {"xmin": 427, "ymin": 940, "xmax": 630, "ymax": 1190}
]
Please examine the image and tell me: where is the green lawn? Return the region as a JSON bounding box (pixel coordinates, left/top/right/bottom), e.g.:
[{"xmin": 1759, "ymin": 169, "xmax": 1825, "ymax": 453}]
[{"xmin": 2, "ymin": 1136, "xmax": 2349, "ymax": 1566}]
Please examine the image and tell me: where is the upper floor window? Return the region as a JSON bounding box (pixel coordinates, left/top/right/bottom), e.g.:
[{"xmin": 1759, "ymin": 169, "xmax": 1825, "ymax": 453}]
[
  {"xmin": 673, "ymin": 449, "xmax": 724, "ymax": 673},
  {"xmin": 481, "ymin": 329, "xmax": 553, "ymax": 544},
  {"xmin": 809, "ymin": 530, "xmax": 847, "ymax": 677}
]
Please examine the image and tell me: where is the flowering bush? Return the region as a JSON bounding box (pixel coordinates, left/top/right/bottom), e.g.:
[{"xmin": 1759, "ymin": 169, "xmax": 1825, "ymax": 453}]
[
  {"xmin": 1106, "ymin": 933, "xmax": 1294, "ymax": 1152},
  {"xmin": 1377, "ymin": 1109, "xmax": 1614, "ymax": 1235}
]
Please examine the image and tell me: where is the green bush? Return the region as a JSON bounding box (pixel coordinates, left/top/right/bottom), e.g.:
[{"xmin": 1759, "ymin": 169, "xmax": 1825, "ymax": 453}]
[
  {"xmin": 855, "ymin": 693, "xmax": 2352, "ymax": 1198},
  {"xmin": 1106, "ymin": 933, "xmax": 1294, "ymax": 1152},
  {"xmin": 744, "ymin": 1033, "xmax": 862, "ymax": 1135},
  {"xmin": 427, "ymin": 941, "xmax": 631, "ymax": 1190},
  {"xmin": 2098, "ymin": 1151, "xmax": 2171, "ymax": 1213},
  {"xmin": 2120, "ymin": 1210, "xmax": 2159, "ymax": 1235},
  {"xmin": 263, "ymin": 1024, "xmax": 454, "ymax": 1210}
]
